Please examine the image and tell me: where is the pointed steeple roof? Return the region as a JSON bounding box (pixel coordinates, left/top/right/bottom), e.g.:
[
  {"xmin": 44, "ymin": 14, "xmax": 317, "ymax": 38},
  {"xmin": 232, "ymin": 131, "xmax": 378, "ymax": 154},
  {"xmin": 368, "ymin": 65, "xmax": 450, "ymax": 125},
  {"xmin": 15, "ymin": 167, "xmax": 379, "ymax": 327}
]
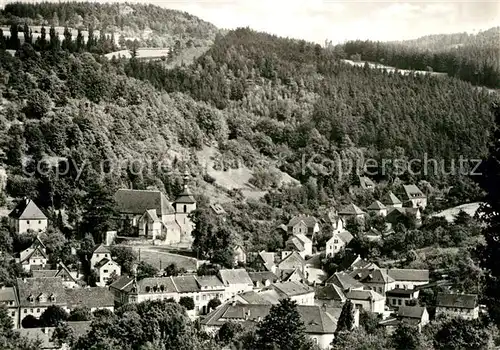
[{"xmin": 174, "ymin": 171, "xmax": 196, "ymax": 204}]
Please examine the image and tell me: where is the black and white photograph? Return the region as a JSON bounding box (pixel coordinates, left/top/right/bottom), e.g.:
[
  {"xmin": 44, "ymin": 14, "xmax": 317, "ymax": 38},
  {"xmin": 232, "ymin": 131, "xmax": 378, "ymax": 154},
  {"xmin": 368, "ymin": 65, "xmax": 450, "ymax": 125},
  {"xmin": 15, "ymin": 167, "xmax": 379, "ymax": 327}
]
[{"xmin": 0, "ymin": 0, "xmax": 499, "ymax": 349}]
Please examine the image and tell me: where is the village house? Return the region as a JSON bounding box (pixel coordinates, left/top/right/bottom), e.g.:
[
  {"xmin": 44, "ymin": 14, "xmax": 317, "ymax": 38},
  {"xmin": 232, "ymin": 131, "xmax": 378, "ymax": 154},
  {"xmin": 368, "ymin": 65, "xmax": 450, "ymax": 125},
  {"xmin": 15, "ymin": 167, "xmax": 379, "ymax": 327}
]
[
  {"xmin": 285, "ymin": 233, "xmax": 313, "ymax": 258},
  {"xmin": 277, "ymin": 251, "xmax": 306, "ymax": 275},
  {"xmin": 276, "ymin": 267, "xmax": 305, "ymax": 283},
  {"xmin": 247, "ymin": 251, "xmax": 277, "ymax": 272},
  {"xmin": 8, "ymin": 198, "xmax": 48, "ymax": 234},
  {"xmin": 349, "ymin": 268, "xmax": 396, "ymax": 296},
  {"xmin": 345, "ymin": 289, "xmax": 386, "ymax": 314},
  {"xmin": 358, "ymin": 175, "xmax": 376, "ymax": 191},
  {"xmin": 65, "ymin": 287, "xmax": 115, "ymax": 313},
  {"xmin": 386, "ymin": 288, "xmax": 420, "ymax": 309},
  {"xmin": 325, "ymin": 220, "xmax": 354, "ymax": 257},
  {"xmin": 32, "ymin": 262, "xmax": 80, "ymax": 288},
  {"xmin": 379, "ymin": 306, "xmax": 429, "ymax": 333},
  {"xmin": 325, "ymin": 272, "xmax": 365, "ymax": 291},
  {"xmin": 210, "ymin": 203, "xmax": 226, "ymax": 216},
  {"xmin": 109, "ymin": 275, "xmax": 226, "ymax": 315},
  {"xmin": 286, "ymin": 215, "xmax": 320, "ymax": 240},
  {"xmin": 348, "ymin": 255, "xmax": 380, "ymax": 271},
  {"xmin": 18, "ymin": 236, "xmax": 49, "ymax": 272},
  {"xmin": 402, "ymin": 184, "xmax": 427, "ymax": 209},
  {"xmin": 16, "ymin": 321, "xmax": 91, "ymax": 349},
  {"xmin": 386, "ymin": 207, "xmax": 422, "ymax": 226},
  {"xmin": 218, "ymin": 269, "xmax": 254, "ymax": 300},
  {"xmin": 382, "ymin": 192, "xmax": 403, "ymax": 208},
  {"xmin": 436, "ymin": 293, "xmax": 479, "ymax": 320},
  {"xmin": 314, "ymin": 283, "xmax": 346, "ymax": 308},
  {"xmin": 90, "ymin": 244, "xmax": 112, "ymax": 270},
  {"xmin": 267, "ymin": 281, "xmax": 315, "ymax": 305},
  {"xmin": 385, "ymin": 269, "xmax": 430, "ymax": 289},
  {"xmin": 17, "ymin": 277, "xmax": 68, "ymax": 326},
  {"xmin": 338, "ymin": 204, "xmax": 366, "ymax": 222},
  {"xmin": 94, "ymin": 258, "xmax": 121, "ymax": 287},
  {"xmin": 0, "ymin": 285, "xmax": 19, "ymax": 329},
  {"xmin": 234, "ymin": 245, "xmax": 247, "ymax": 265},
  {"xmin": 366, "ymin": 200, "xmax": 388, "ymax": 217},
  {"xmin": 248, "ymin": 271, "xmax": 279, "ymax": 290},
  {"xmin": 201, "ymin": 303, "xmax": 337, "ymax": 349}
]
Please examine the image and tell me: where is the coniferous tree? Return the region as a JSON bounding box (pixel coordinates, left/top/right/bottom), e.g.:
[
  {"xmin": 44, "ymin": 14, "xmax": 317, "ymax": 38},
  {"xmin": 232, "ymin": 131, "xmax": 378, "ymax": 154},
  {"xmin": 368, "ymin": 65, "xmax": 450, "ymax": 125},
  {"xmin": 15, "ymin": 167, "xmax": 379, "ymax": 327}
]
[
  {"xmin": 335, "ymin": 300, "xmax": 355, "ymax": 337},
  {"xmin": 23, "ymin": 23, "xmax": 32, "ymax": 45},
  {"xmin": 8, "ymin": 24, "xmax": 20, "ymax": 50},
  {"xmin": 75, "ymin": 29, "xmax": 84, "ymax": 52},
  {"xmin": 254, "ymin": 299, "xmax": 311, "ymax": 350},
  {"xmin": 36, "ymin": 25, "xmax": 48, "ymax": 51},
  {"xmin": 62, "ymin": 26, "xmax": 73, "ymax": 52},
  {"xmin": 476, "ymin": 103, "xmax": 500, "ymax": 325},
  {"xmin": 49, "ymin": 26, "xmax": 61, "ymax": 51},
  {"xmin": 0, "ymin": 29, "xmax": 6, "ymax": 50}
]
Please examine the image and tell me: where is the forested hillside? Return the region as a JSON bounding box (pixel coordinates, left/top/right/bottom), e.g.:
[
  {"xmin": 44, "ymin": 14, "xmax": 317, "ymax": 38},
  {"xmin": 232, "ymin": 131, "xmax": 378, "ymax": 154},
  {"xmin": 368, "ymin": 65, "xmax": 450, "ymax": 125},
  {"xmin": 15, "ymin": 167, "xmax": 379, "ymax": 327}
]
[
  {"xmin": 337, "ymin": 27, "xmax": 500, "ymax": 88},
  {"xmin": 0, "ymin": 21, "xmax": 497, "ymax": 245},
  {"xmin": 0, "ymin": 2, "xmax": 218, "ymax": 48}
]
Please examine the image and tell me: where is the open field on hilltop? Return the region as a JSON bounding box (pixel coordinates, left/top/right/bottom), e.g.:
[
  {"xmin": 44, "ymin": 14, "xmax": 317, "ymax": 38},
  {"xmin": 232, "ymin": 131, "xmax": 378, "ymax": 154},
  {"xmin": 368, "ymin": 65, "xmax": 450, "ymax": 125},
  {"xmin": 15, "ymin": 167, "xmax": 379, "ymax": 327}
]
[
  {"xmin": 341, "ymin": 59, "xmax": 448, "ymax": 77},
  {"xmin": 197, "ymin": 146, "xmax": 300, "ymax": 200},
  {"xmin": 432, "ymin": 202, "xmax": 482, "ymax": 222}
]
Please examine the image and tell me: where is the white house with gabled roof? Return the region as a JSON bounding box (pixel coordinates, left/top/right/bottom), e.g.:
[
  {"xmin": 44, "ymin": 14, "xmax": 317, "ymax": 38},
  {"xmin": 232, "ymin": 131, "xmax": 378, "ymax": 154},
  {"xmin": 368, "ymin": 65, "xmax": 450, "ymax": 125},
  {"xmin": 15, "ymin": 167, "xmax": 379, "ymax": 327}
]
[{"xmin": 8, "ymin": 198, "xmax": 48, "ymax": 234}]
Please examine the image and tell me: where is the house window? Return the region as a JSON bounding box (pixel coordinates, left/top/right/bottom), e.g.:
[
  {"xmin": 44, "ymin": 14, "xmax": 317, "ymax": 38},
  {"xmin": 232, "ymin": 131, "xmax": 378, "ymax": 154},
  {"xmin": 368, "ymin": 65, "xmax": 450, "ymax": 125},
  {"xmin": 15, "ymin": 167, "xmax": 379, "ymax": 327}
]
[
  {"xmin": 104, "ymin": 270, "xmax": 108, "ymax": 273},
  {"xmin": 392, "ymin": 299, "xmax": 396, "ymax": 305},
  {"xmin": 11, "ymin": 312, "xmax": 14, "ymax": 316},
  {"xmin": 398, "ymin": 300, "xmax": 402, "ymax": 305},
  {"xmin": 30, "ymin": 309, "xmax": 33, "ymax": 313},
  {"xmin": 24, "ymin": 309, "xmax": 27, "ymax": 314},
  {"xmin": 334, "ymin": 239, "xmax": 338, "ymax": 243},
  {"xmin": 36, "ymin": 309, "xmax": 40, "ymax": 313},
  {"xmin": 183, "ymin": 205, "xmax": 187, "ymax": 213},
  {"xmin": 27, "ymin": 220, "xmax": 30, "ymax": 225}
]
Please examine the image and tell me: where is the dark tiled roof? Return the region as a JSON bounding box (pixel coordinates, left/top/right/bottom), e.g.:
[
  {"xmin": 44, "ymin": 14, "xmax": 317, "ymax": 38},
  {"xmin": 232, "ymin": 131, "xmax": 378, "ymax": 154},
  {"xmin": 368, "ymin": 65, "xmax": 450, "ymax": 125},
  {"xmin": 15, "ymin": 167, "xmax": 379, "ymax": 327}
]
[
  {"xmin": 403, "ymin": 185, "xmax": 426, "ymax": 199},
  {"xmin": 436, "ymin": 293, "xmax": 477, "ymax": 309},
  {"xmin": 325, "ymin": 272, "xmax": 364, "ymax": 291},
  {"xmin": 248, "ymin": 271, "xmax": 279, "ymax": 284},
  {"xmin": 20, "ymin": 246, "xmax": 48, "ymax": 263},
  {"xmin": 398, "ymin": 306, "xmax": 427, "ymax": 319},
  {"xmin": 367, "ymin": 200, "xmax": 386, "ymax": 210},
  {"xmin": 338, "ymin": 204, "xmax": 365, "ymax": 215},
  {"xmin": 350, "ymin": 268, "xmax": 395, "ymax": 284},
  {"xmin": 94, "ymin": 258, "xmax": 111, "ymax": 270},
  {"xmin": 382, "ymin": 192, "xmax": 402, "ymax": 205},
  {"xmin": 201, "ymin": 303, "xmax": 336, "ymax": 334},
  {"xmin": 218, "ymin": 269, "xmax": 253, "ymax": 286},
  {"xmin": 336, "ymin": 230, "xmax": 354, "ymax": 244},
  {"xmin": 278, "ymin": 251, "xmax": 305, "ymax": 269},
  {"xmin": 386, "ymin": 288, "xmax": 416, "ymax": 297},
  {"xmin": 195, "ymin": 275, "xmax": 225, "ymax": 288},
  {"xmin": 237, "ymin": 291, "xmax": 273, "ymax": 305},
  {"xmin": 136, "ymin": 277, "xmax": 177, "ymax": 294},
  {"xmin": 66, "ymin": 287, "xmax": 114, "ymax": 309},
  {"xmin": 385, "ymin": 269, "xmax": 429, "ymax": 282},
  {"xmin": 276, "ymin": 268, "xmax": 304, "ymax": 282},
  {"xmin": 174, "ymin": 187, "xmax": 196, "ymax": 204},
  {"xmin": 109, "ymin": 276, "xmax": 135, "ymax": 291},
  {"xmin": 314, "ymin": 284, "xmax": 345, "ymax": 301},
  {"xmin": 17, "ymin": 277, "xmax": 67, "ymax": 307},
  {"xmin": 93, "ymin": 244, "xmax": 111, "ymax": 254},
  {"xmin": 114, "ymin": 189, "xmax": 174, "ymax": 216},
  {"xmin": 9, "ymin": 199, "xmax": 47, "ymax": 219},
  {"xmin": 271, "ymin": 281, "xmax": 313, "ymax": 297},
  {"xmin": 172, "ymin": 276, "xmax": 200, "ymax": 293},
  {"xmin": 345, "ymin": 289, "xmax": 384, "ymax": 301},
  {"xmin": 286, "ymin": 236, "xmax": 305, "ymax": 252},
  {"xmin": 287, "ymin": 216, "xmax": 319, "ymax": 228},
  {"xmin": 0, "ymin": 286, "xmax": 18, "ymax": 306}
]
